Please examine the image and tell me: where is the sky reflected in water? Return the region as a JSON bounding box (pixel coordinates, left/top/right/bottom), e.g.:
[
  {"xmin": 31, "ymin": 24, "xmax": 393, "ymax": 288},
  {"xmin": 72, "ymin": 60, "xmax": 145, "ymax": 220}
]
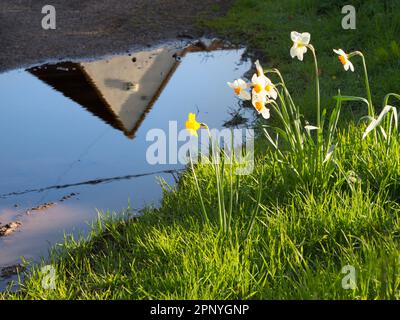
[{"xmin": 0, "ymin": 48, "xmax": 252, "ymax": 289}]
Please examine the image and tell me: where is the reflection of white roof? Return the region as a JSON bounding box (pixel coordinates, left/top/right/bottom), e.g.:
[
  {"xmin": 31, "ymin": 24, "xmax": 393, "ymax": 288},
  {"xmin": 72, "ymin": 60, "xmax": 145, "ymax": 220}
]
[
  {"xmin": 29, "ymin": 40, "xmax": 227, "ymax": 138},
  {"xmin": 81, "ymin": 47, "xmax": 179, "ymax": 135}
]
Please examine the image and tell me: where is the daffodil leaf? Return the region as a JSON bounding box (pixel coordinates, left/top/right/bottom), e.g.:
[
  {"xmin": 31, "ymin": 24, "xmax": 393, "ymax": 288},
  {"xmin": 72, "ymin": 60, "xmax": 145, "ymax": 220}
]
[
  {"xmin": 334, "ymin": 95, "xmax": 370, "ymax": 109},
  {"xmin": 304, "ymin": 125, "xmax": 319, "ymax": 131},
  {"xmin": 362, "ymin": 105, "xmax": 397, "ymax": 139},
  {"xmin": 323, "ymin": 145, "xmax": 336, "ymax": 164}
]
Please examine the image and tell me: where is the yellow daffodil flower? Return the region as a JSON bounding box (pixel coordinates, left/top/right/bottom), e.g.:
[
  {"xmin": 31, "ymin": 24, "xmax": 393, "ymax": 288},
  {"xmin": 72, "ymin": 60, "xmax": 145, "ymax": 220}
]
[
  {"xmin": 227, "ymin": 79, "xmax": 251, "ymax": 101},
  {"xmin": 185, "ymin": 113, "xmax": 202, "ymax": 137},
  {"xmin": 290, "ymin": 31, "xmax": 311, "ymax": 61},
  {"xmin": 333, "ymin": 49, "xmax": 354, "ymax": 72},
  {"xmin": 252, "ymin": 93, "xmax": 270, "ymax": 119}
]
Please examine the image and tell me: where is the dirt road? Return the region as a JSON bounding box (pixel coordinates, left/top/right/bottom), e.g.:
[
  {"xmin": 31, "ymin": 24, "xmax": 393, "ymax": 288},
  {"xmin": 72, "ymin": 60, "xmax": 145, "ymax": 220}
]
[{"xmin": 0, "ymin": 0, "xmax": 232, "ymax": 72}]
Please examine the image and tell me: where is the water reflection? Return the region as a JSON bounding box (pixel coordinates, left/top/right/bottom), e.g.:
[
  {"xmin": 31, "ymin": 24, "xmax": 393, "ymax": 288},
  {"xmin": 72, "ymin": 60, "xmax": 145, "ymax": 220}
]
[
  {"xmin": 29, "ymin": 46, "xmax": 182, "ymax": 139},
  {"xmin": 0, "ymin": 44, "xmax": 252, "ymax": 289}
]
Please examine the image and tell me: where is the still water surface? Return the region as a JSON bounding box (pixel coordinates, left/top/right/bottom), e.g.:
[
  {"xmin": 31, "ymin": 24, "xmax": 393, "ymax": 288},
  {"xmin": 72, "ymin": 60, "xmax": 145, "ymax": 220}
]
[{"xmin": 0, "ymin": 46, "xmax": 251, "ymax": 289}]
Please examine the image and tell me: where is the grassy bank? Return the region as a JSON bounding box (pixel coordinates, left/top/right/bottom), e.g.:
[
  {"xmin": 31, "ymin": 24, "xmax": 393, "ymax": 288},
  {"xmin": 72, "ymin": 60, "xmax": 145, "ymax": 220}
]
[
  {"xmin": 2, "ymin": 0, "xmax": 400, "ymax": 299},
  {"xmin": 2, "ymin": 124, "xmax": 400, "ymax": 299}
]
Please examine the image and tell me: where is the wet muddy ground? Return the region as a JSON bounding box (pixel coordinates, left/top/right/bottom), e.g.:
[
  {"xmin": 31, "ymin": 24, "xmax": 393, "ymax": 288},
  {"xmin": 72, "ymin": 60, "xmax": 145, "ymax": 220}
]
[{"xmin": 0, "ymin": 0, "xmax": 233, "ymax": 72}]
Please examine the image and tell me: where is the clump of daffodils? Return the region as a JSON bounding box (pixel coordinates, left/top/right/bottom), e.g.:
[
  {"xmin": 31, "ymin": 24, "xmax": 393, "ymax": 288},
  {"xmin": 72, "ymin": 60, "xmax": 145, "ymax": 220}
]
[{"xmin": 227, "ymin": 60, "xmax": 276, "ymax": 120}]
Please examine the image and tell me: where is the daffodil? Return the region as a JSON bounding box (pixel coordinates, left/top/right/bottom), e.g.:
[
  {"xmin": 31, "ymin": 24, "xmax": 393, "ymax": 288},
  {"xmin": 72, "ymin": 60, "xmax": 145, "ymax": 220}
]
[
  {"xmin": 251, "ymin": 61, "xmax": 278, "ymax": 100},
  {"xmin": 290, "ymin": 31, "xmax": 311, "ymax": 61},
  {"xmin": 252, "ymin": 93, "xmax": 270, "ymax": 119},
  {"xmin": 255, "ymin": 60, "xmax": 264, "ymax": 77},
  {"xmin": 227, "ymin": 79, "xmax": 251, "ymax": 101},
  {"xmin": 252, "ymin": 75, "xmax": 277, "ymax": 99},
  {"xmin": 333, "ymin": 49, "xmax": 354, "ymax": 72},
  {"xmin": 185, "ymin": 113, "xmax": 201, "ymax": 137}
]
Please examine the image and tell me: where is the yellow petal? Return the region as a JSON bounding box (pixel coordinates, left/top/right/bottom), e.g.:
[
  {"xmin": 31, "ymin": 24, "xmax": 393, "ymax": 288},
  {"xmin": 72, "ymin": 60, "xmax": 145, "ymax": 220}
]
[
  {"xmin": 188, "ymin": 113, "xmax": 196, "ymax": 122},
  {"xmin": 186, "ymin": 112, "xmax": 201, "ymax": 136}
]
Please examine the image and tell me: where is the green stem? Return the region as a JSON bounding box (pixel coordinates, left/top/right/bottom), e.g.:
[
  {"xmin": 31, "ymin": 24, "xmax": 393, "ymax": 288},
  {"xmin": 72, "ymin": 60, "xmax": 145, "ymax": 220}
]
[
  {"xmin": 189, "ymin": 150, "xmax": 209, "ymax": 225},
  {"xmin": 308, "ymin": 45, "xmax": 321, "ymax": 130},
  {"xmin": 203, "ymin": 124, "xmax": 226, "ymax": 233},
  {"xmin": 308, "ymin": 45, "xmax": 322, "ymax": 167},
  {"xmin": 353, "ymin": 51, "xmax": 374, "ymax": 116}
]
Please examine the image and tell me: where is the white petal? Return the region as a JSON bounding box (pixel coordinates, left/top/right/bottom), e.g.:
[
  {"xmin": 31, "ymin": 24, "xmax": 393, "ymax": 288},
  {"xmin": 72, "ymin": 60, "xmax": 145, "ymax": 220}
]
[
  {"xmin": 301, "ymin": 32, "xmax": 311, "ymax": 45},
  {"xmin": 227, "ymin": 82, "xmax": 234, "ymax": 89},
  {"xmin": 333, "ymin": 49, "xmax": 345, "ymax": 56},
  {"xmin": 237, "ymin": 79, "xmax": 247, "ymax": 87},
  {"xmin": 269, "ymin": 88, "xmax": 278, "ymax": 100},
  {"xmin": 291, "ymin": 31, "xmax": 301, "ymax": 42},
  {"xmin": 349, "ymin": 61, "xmax": 355, "ymax": 72},
  {"xmin": 290, "ymin": 46, "xmax": 297, "ymax": 58},
  {"xmin": 240, "ymin": 91, "xmax": 251, "ymax": 101},
  {"xmin": 260, "ymin": 108, "xmax": 270, "ymax": 119},
  {"xmin": 255, "ymin": 60, "xmax": 264, "ymax": 76},
  {"xmin": 344, "ymin": 63, "xmax": 350, "ymax": 71},
  {"xmin": 251, "ymin": 73, "xmax": 258, "ymax": 83},
  {"xmin": 299, "ymin": 47, "xmax": 308, "ymax": 61},
  {"xmin": 297, "ymin": 50, "xmax": 304, "ymax": 61}
]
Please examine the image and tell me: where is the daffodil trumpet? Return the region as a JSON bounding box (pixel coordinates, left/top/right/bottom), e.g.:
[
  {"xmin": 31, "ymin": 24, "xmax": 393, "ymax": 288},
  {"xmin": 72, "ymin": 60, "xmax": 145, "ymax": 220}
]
[{"xmin": 185, "ymin": 113, "xmax": 209, "ymax": 137}]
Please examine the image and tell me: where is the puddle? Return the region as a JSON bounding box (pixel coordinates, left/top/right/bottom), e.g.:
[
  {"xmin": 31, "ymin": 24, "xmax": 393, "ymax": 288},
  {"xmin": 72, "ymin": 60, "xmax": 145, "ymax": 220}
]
[{"xmin": 0, "ymin": 43, "xmax": 252, "ymax": 290}]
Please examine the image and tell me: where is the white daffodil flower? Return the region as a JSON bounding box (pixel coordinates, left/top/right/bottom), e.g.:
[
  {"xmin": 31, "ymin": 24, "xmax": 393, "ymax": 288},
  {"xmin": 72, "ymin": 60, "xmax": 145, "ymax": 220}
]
[
  {"xmin": 252, "ymin": 93, "xmax": 270, "ymax": 119},
  {"xmin": 264, "ymin": 77, "xmax": 278, "ymax": 100},
  {"xmin": 290, "ymin": 31, "xmax": 311, "ymax": 61},
  {"xmin": 251, "ymin": 74, "xmax": 278, "ymax": 99},
  {"xmin": 251, "ymin": 61, "xmax": 278, "ymax": 100},
  {"xmin": 333, "ymin": 49, "xmax": 354, "ymax": 72},
  {"xmin": 227, "ymin": 79, "xmax": 251, "ymax": 101}
]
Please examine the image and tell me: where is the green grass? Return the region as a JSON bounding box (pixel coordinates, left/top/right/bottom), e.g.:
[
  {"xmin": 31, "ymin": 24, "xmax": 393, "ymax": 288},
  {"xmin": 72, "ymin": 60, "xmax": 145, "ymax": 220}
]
[
  {"xmin": 2, "ymin": 0, "xmax": 400, "ymax": 300},
  {"xmin": 2, "ymin": 123, "xmax": 399, "ymax": 299}
]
